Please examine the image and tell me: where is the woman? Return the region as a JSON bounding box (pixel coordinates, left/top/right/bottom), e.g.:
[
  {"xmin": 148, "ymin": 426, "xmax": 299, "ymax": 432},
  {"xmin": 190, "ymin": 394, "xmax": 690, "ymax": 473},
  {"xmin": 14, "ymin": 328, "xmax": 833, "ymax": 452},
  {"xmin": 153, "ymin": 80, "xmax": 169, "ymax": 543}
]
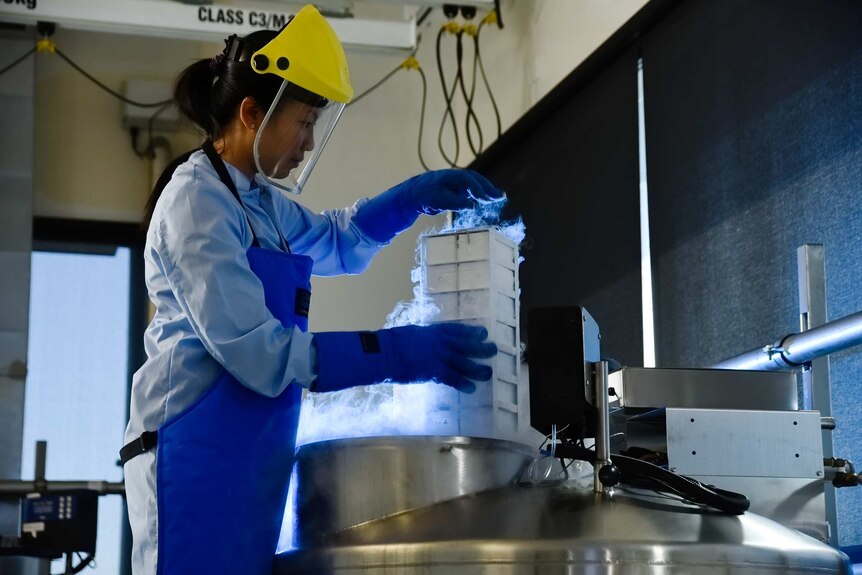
[{"xmin": 121, "ymin": 5, "xmax": 502, "ymax": 575}]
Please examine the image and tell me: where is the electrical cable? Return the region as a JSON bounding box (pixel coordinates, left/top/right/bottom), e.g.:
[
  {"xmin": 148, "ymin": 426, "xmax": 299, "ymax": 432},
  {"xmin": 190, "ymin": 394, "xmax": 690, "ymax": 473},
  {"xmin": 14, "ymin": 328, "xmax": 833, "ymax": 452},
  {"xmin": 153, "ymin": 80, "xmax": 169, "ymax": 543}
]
[
  {"xmin": 4, "ymin": 35, "xmax": 172, "ymax": 160},
  {"xmin": 436, "ymin": 23, "xmax": 462, "ymax": 167},
  {"xmin": 538, "ymin": 424, "xmax": 570, "ymax": 451},
  {"xmin": 54, "ymin": 552, "xmax": 93, "ymax": 575},
  {"xmin": 342, "ymin": 32, "xmax": 430, "ymax": 171},
  {"xmin": 455, "ymin": 28, "xmax": 484, "ymax": 156},
  {"xmin": 390, "ymin": 55, "xmax": 431, "ymax": 172},
  {"xmin": 612, "ymin": 453, "xmax": 751, "ymax": 514},
  {"xmin": 148, "ymin": 103, "xmax": 171, "ymax": 146},
  {"xmin": 349, "ymin": 18, "xmax": 426, "ymax": 108},
  {"xmin": 342, "ymin": 52, "xmax": 431, "ymax": 171},
  {"xmin": 476, "ymin": 17, "xmax": 502, "ymax": 140},
  {"xmin": 130, "ymin": 127, "xmax": 148, "ymax": 158},
  {"xmin": 493, "ymin": 0, "xmax": 504, "ymax": 29},
  {"xmin": 415, "ymin": 65, "xmax": 431, "ymax": 172},
  {"xmin": 349, "ymin": 64, "xmax": 403, "ymax": 107},
  {"xmin": 416, "ymin": 6, "xmax": 434, "ymax": 28},
  {"xmin": 0, "ymin": 46, "xmax": 36, "ymax": 77},
  {"xmin": 433, "ymin": 11, "xmax": 501, "ymax": 165},
  {"xmin": 131, "ymin": 101, "xmax": 172, "ymax": 159},
  {"xmin": 73, "ymin": 552, "xmax": 95, "ymax": 573},
  {"xmin": 554, "ymin": 442, "xmax": 751, "ymax": 515},
  {"xmin": 465, "ymin": 26, "xmax": 485, "ymax": 153},
  {"xmin": 0, "ymin": 35, "xmax": 170, "ymax": 108},
  {"xmin": 54, "ymin": 47, "xmax": 171, "ymax": 108}
]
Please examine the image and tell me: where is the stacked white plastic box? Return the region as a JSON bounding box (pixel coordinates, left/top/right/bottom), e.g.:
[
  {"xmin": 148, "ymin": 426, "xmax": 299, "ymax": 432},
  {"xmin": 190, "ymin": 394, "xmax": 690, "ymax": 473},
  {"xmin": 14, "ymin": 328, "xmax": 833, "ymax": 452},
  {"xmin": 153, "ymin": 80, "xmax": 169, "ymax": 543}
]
[{"xmin": 419, "ymin": 227, "xmax": 524, "ymax": 442}]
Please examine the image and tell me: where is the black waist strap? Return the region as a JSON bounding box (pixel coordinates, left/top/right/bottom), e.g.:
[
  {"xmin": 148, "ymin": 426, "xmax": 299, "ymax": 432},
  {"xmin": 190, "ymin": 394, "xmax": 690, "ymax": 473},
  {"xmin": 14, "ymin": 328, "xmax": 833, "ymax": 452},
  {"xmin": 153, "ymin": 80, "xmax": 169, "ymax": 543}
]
[{"xmin": 119, "ymin": 431, "xmax": 158, "ymax": 465}]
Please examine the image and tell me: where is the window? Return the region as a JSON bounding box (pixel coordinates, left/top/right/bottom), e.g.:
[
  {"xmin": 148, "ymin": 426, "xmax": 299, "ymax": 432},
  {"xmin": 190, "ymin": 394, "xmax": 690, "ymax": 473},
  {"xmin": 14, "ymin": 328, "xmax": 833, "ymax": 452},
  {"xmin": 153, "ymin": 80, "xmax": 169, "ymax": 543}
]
[{"xmin": 22, "ymin": 247, "xmax": 131, "ymax": 574}]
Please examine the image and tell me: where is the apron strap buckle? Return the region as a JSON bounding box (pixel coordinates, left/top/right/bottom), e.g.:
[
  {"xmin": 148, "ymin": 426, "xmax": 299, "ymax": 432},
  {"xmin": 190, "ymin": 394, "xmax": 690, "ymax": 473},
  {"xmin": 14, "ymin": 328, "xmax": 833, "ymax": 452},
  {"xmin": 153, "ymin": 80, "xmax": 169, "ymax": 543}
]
[{"xmin": 120, "ymin": 430, "xmax": 159, "ymax": 465}]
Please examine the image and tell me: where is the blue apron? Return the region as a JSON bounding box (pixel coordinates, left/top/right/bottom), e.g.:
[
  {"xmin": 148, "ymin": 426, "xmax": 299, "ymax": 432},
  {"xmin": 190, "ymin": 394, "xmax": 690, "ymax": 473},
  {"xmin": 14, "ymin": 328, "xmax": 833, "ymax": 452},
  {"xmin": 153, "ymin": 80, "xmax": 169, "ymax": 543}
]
[{"xmin": 155, "ymin": 142, "xmax": 311, "ymax": 575}]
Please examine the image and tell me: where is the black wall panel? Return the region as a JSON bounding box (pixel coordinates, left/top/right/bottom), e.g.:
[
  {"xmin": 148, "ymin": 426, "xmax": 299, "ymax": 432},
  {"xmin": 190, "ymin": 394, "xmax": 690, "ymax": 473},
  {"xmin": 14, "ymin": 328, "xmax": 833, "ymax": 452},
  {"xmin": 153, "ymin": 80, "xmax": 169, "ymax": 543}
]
[
  {"xmin": 478, "ymin": 47, "xmax": 643, "ymax": 367},
  {"xmin": 472, "ymin": 0, "xmax": 862, "ymax": 546},
  {"xmin": 643, "ymin": 0, "xmax": 862, "ymax": 545}
]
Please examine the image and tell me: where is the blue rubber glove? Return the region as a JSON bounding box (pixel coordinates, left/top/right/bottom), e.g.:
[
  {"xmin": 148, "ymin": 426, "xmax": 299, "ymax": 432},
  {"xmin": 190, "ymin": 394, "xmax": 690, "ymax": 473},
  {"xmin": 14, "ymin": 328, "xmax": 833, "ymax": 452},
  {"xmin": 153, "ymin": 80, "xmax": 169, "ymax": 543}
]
[
  {"xmin": 353, "ymin": 169, "xmax": 506, "ymax": 243},
  {"xmin": 311, "ymin": 323, "xmax": 498, "ymax": 393}
]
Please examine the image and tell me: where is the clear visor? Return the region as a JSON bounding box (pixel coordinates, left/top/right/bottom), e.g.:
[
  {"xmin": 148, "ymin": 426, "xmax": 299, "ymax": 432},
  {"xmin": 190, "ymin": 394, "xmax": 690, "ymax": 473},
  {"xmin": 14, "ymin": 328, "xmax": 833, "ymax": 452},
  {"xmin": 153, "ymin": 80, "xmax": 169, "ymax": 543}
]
[{"xmin": 253, "ymin": 80, "xmax": 345, "ymax": 195}]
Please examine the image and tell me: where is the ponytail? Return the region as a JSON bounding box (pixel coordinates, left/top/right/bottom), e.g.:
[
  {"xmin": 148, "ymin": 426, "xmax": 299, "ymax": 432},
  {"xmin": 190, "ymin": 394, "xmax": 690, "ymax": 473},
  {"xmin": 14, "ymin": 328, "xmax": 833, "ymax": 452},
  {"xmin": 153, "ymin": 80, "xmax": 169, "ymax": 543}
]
[
  {"xmin": 141, "ymin": 30, "xmax": 283, "ymax": 230},
  {"xmin": 174, "ymin": 58, "xmax": 219, "ymax": 137},
  {"xmin": 141, "ymin": 149, "xmax": 197, "ymax": 232},
  {"xmin": 173, "ymin": 29, "xmax": 283, "ymax": 141}
]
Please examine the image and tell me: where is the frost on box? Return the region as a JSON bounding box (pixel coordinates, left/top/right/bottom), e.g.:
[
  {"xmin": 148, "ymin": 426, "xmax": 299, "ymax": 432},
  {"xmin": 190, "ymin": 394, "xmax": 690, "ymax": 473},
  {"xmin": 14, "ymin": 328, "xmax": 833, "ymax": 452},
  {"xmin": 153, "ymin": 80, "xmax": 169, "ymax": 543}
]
[{"xmin": 404, "ymin": 226, "xmax": 530, "ymax": 442}]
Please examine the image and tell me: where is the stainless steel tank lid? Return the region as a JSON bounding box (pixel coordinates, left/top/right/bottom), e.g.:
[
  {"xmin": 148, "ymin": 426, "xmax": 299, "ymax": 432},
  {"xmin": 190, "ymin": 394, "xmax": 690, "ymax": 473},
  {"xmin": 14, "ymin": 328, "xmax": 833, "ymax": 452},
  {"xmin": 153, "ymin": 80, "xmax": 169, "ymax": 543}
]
[
  {"xmin": 279, "ymin": 481, "xmax": 849, "ymax": 573},
  {"xmin": 279, "ymin": 435, "xmax": 850, "ymax": 574}
]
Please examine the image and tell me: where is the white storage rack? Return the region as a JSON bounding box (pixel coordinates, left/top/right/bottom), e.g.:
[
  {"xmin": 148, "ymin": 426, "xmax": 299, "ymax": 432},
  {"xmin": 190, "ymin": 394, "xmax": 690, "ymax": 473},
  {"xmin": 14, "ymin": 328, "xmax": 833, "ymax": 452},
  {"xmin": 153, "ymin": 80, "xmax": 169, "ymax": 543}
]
[{"xmin": 418, "ymin": 227, "xmax": 525, "ymax": 441}]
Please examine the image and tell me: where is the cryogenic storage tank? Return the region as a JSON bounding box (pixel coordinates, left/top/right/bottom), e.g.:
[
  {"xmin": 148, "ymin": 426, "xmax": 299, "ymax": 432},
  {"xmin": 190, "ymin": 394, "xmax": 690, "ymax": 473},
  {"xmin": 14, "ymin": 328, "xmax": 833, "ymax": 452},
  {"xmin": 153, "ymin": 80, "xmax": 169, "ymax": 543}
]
[{"xmin": 275, "ymin": 436, "xmax": 850, "ymax": 574}]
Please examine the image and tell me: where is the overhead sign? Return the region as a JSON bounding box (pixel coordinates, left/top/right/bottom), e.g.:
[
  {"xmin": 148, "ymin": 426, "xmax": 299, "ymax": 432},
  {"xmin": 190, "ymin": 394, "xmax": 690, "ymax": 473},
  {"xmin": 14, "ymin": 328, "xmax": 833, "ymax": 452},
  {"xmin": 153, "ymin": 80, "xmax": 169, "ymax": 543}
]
[{"xmin": 0, "ymin": 0, "xmax": 415, "ymax": 49}]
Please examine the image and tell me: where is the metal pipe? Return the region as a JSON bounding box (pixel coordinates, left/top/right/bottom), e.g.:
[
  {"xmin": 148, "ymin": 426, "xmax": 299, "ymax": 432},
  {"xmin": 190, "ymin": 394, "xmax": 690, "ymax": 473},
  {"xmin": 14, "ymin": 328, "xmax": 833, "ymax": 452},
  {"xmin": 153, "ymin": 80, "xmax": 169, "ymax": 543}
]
[
  {"xmin": 711, "ymin": 310, "xmax": 862, "ymax": 371},
  {"xmin": 0, "ymin": 480, "xmax": 125, "ymax": 496},
  {"xmin": 594, "ymin": 361, "xmax": 611, "ymax": 494}
]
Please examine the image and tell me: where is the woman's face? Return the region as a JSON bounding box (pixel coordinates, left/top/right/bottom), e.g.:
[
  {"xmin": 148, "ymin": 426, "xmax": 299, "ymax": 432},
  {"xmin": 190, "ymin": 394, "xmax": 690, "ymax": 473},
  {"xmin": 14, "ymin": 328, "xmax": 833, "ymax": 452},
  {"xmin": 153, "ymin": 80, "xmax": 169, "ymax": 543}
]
[{"xmin": 256, "ymin": 100, "xmax": 320, "ymax": 179}]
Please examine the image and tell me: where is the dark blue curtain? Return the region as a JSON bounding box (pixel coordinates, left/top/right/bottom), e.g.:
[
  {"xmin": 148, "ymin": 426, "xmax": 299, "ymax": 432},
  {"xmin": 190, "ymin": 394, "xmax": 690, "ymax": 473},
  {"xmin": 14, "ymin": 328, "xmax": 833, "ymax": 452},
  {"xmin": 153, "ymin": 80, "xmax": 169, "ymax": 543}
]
[
  {"xmin": 477, "ymin": 46, "xmax": 643, "ymax": 368},
  {"xmin": 643, "ymin": 0, "xmax": 862, "ymax": 546}
]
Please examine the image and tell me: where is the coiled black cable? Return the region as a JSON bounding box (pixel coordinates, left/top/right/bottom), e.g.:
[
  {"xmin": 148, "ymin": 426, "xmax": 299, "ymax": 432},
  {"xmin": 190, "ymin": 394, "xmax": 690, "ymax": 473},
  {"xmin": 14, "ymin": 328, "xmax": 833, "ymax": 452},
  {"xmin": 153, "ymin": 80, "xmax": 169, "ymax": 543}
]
[
  {"xmin": 436, "ymin": 25, "xmax": 461, "ymax": 167},
  {"xmin": 476, "ymin": 20, "xmax": 502, "ymax": 140},
  {"xmin": 434, "ymin": 15, "xmax": 502, "ymax": 165},
  {"xmin": 455, "ymin": 30, "xmax": 484, "ymax": 156},
  {"xmin": 465, "ymin": 30, "xmax": 484, "ymax": 151},
  {"xmin": 554, "ymin": 442, "xmax": 750, "ymax": 515}
]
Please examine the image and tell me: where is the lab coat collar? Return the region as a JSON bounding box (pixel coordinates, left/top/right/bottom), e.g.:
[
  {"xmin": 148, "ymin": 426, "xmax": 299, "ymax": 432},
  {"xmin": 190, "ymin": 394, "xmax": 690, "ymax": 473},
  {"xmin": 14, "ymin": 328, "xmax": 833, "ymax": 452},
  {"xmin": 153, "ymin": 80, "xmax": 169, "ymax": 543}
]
[{"xmin": 219, "ymin": 158, "xmax": 259, "ymax": 196}]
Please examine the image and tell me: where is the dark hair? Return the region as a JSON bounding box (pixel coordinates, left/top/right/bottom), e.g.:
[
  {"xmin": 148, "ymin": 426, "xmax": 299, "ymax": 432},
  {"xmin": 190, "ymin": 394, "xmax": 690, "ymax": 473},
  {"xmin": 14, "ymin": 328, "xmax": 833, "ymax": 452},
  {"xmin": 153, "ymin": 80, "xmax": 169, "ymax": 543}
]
[
  {"xmin": 174, "ymin": 29, "xmax": 284, "ymax": 139},
  {"xmin": 142, "ymin": 29, "xmax": 330, "ymax": 230},
  {"xmin": 142, "ymin": 30, "xmax": 282, "ymax": 230}
]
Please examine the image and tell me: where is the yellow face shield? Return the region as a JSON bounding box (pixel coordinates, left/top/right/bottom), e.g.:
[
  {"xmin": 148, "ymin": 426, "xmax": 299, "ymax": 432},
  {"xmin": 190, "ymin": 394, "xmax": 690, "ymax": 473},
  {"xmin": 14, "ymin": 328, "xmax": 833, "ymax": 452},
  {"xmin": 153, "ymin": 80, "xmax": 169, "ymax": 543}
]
[
  {"xmin": 250, "ymin": 4, "xmax": 353, "ymax": 194},
  {"xmin": 253, "ymin": 83, "xmax": 345, "ymax": 194}
]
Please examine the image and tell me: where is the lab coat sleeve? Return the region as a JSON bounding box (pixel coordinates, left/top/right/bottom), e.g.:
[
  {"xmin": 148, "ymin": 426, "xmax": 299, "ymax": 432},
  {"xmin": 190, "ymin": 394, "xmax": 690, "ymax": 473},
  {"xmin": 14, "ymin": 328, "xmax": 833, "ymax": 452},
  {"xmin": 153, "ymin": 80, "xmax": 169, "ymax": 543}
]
[
  {"xmin": 154, "ymin": 176, "xmax": 315, "ymax": 397},
  {"xmin": 277, "ymin": 197, "xmax": 388, "ymax": 276}
]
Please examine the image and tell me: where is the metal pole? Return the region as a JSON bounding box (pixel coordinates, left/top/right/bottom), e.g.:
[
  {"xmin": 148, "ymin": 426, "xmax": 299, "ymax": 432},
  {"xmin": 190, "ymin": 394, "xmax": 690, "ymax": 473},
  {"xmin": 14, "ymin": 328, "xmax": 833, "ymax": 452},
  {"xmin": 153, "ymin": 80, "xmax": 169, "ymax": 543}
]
[
  {"xmin": 798, "ymin": 245, "xmax": 834, "ymax": 417},
  {"xmin": 711, "ymin": 309, "xmax": 862, "ymax": 371},
  {"xmin": 594, "ymin": 361, "xmax": 611, "ymax": 494},
  {"xmin": 797, "ymin": 244, "xmax": 837, "ymax": 546},
  {"xmin": 712, "ymin": 245, "xmax": 848, "ymax": 545},
  {"xmin": 34, "ymin": 440, "xmax": 47, "ymax": 493}
]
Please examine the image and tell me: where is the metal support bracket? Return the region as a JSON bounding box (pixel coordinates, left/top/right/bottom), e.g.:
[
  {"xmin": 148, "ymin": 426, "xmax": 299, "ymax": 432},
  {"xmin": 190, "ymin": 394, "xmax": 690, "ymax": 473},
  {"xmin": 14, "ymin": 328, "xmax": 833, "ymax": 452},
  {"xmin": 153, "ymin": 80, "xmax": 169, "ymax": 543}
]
[
  {"xmin": 593, "ymin": 360, "xmax": 611, "ymax": 494},
  {"xmin": 797, "ymin": 243, "xmax": 837, "ymax": 546}
]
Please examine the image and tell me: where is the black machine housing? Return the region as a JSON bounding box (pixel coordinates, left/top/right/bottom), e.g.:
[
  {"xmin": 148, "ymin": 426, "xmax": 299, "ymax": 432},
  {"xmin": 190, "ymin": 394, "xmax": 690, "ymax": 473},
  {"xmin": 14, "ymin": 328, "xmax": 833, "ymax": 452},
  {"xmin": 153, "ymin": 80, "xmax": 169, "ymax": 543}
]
[
  {"xmin": 527, "ymin": 306, "xmax": 601, "ymax": 440},
  {"xmin": 18, "ymin": 490, "xmax": 98, "ymax": 556}
]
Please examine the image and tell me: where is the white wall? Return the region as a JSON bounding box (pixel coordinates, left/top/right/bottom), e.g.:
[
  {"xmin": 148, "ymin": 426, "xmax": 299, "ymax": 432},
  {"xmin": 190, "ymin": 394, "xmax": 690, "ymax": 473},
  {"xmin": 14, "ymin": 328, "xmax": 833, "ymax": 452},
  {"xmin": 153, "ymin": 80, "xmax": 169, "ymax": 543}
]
[
  {"xmin": 29, "ymin": 0, "xmax": 647, "ymax": 331},
  {"xmin": 513, "ymin": 0, "xmax": 649, "ymax": 105},
  {"xmin": 33, "ymin": 28, "xmax": 210, "ymax": 221},
  {"xmin": 303, "ymin": 0, "xmax": 648, "ymax": 331}
]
